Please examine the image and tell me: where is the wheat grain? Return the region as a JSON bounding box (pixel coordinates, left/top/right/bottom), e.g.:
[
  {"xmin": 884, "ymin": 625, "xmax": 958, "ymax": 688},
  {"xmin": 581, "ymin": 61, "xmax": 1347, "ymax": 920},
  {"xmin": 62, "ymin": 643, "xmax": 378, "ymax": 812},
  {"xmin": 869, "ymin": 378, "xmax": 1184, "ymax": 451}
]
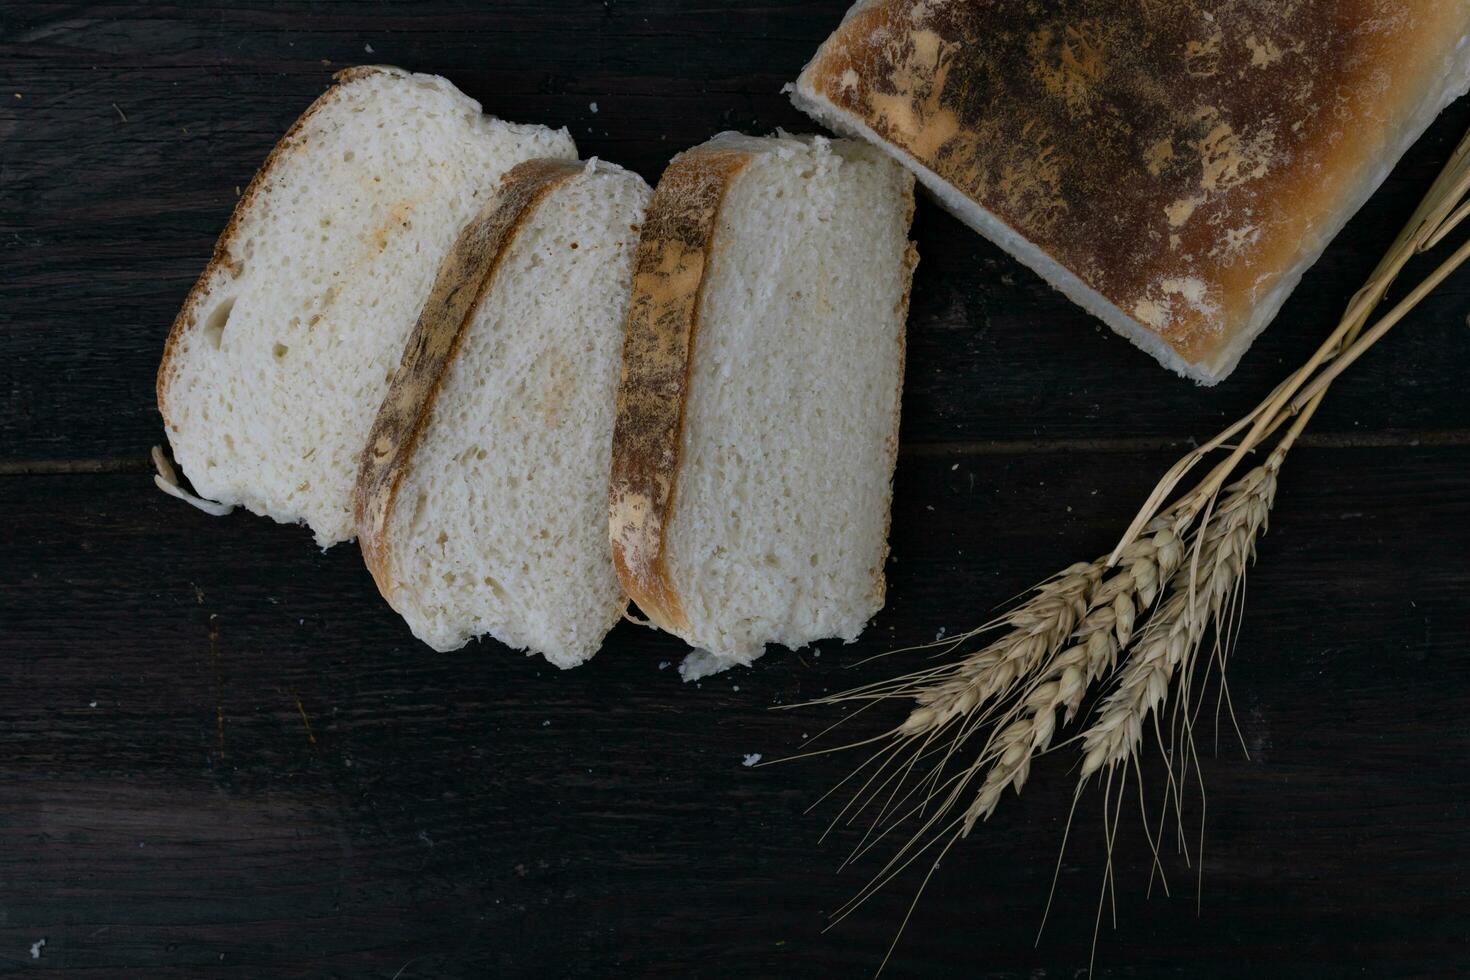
[
  {"xmin": 1079, "ymin": 457, "xmax": 1278, "ymax": 783},
  {"xmin": 895, "ymin": 517, "xmax": 1185, "ymax": 741},
  {"xmin": 788, "ymin": 125, "xmax": 1470, "ymax": 975},
  {"xmin": 964, "ymin": 517, "xmax": 1187, "ymax": 827}
]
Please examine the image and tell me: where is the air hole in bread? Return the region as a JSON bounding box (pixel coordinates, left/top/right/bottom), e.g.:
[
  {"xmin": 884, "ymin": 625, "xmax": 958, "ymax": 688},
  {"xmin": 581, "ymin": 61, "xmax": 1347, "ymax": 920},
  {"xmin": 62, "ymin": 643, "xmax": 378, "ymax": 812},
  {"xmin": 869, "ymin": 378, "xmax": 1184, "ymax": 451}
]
[
  {"xmin": 202, "ymin": 297, "xmax": 236, "ymax": 350},
  {"xmin": 343, "ymin": 150, "xmax": 355, "ymax": 163},
  {"xmin": 272, "ymin": 342, "xmax": 289, "ymax": 360}
]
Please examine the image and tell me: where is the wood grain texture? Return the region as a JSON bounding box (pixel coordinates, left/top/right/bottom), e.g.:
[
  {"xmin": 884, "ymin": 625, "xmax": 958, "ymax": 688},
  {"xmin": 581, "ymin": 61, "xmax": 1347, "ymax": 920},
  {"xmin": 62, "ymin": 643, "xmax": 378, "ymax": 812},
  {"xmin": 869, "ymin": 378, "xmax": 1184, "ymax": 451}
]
[
  {"xmin": 1, "ymin": 450, "xmax": 1468, "ymax": 977},
  {"xmin": 3, "ymin": 2, "xmax": 1470, "ymax": 464},
  {"xmin": 2, "ymin": 2, "xmax": 1469, "ymax": 977}
]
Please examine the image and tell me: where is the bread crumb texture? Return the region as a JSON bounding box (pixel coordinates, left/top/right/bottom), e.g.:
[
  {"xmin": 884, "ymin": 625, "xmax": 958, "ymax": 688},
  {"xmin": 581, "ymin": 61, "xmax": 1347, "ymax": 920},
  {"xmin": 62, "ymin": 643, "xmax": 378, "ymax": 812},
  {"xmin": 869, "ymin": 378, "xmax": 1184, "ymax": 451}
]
[
  {"xmin": 369, "ymin": 161, "xmax": 649, "ymax": 666},
  {"xmin": 799, "ymin": 0, "xmax": 1470, "ymax": 365},
  {"xmin": 615, "ymin": 134, "xmax": 915, "ymax": 673},
  {"xmin": 158, "ymin": 67, "xmax": 575, "ymax": 546}
]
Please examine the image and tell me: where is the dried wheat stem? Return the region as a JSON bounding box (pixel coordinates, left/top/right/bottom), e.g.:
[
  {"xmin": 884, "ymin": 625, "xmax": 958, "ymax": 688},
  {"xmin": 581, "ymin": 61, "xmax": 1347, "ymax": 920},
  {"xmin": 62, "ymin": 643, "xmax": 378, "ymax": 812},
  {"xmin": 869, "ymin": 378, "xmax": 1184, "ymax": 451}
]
[
  {"xmin": 1108, "ymin": 124, "xmax": 1470, "ymax": 568},
  {"xmin": 1079, "ymin": 458, "xmax": 1279, "ymax": 783},
  {"xmin": 791, "ymin": 126, "xmax": 1470, "ymax": 966},
  {"xmin": 958, "ymin": 517, "xmax": 1188, "ymax": 828},
  {"xmin": 894, "ymin": 490, "xmax": 1224, "ymax": 743},
  {"xmin": 893, "ymin": 562, "xmax": 1100, "ymax": 738}
]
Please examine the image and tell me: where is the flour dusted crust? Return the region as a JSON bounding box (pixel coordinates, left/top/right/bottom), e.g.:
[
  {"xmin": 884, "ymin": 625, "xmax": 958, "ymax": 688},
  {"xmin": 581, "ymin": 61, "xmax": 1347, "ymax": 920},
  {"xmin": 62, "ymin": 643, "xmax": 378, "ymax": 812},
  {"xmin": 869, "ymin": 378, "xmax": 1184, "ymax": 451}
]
[
  {"xmin": 795, "ymin": 1, "xmax": 1470, "ymax": 381},
  {"xmin": 354, "ymin": 158, "xmax": 583, "ymax": 596},
  {"xmin": 607, "ymin": 146, "xmax": 754, "ymax": 634},
  {"xmin": 156, "ymin": 66, "xmax": 396, "ymax": 424}
]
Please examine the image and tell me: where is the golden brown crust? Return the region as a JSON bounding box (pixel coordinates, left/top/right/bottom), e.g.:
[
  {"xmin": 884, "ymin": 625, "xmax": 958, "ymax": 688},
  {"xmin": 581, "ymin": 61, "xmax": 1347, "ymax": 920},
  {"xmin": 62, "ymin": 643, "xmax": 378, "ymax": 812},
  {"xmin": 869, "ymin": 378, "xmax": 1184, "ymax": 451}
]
[
  {"xmin": 873, "ymin": 223, "xmax": 919, "ymax": 608},
  {"xmin": 607, "ymin": 146, "xmax": 754, "ymax": 634},
  {"xmin": 798, "ymin": 0, "xmax": 1470, "ymax": 368},
  {"xmin": 155, "ymin": 65, "xmax": 400, "ymax": 429},
  {"xmin": 354, "ymin": 158, "xmax": 584, "ymax": 598}
]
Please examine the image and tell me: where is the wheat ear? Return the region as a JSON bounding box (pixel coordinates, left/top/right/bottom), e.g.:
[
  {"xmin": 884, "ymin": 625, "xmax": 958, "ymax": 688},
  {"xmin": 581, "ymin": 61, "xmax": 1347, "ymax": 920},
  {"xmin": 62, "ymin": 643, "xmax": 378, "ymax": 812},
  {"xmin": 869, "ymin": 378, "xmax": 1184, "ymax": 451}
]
[
  {"xmin": 1079, "ymin": 458, "xmax": 1277, "ymax": 783},
  {"xmin": 963, "ymin": 516, "xmax": 1185, "ymax": 827},
  {"xmin": 785, "ymin": 123, "xmax": 1470, "ymax": 974}
]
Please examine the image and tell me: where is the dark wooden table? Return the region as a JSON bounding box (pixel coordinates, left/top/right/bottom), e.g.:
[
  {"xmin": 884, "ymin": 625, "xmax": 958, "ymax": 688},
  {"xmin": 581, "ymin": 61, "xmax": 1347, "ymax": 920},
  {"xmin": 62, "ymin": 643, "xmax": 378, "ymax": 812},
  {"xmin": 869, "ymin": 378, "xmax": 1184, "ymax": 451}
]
[{"xmin": 3, "ymin": 3, "xmax": 1468, "ymax": 977}]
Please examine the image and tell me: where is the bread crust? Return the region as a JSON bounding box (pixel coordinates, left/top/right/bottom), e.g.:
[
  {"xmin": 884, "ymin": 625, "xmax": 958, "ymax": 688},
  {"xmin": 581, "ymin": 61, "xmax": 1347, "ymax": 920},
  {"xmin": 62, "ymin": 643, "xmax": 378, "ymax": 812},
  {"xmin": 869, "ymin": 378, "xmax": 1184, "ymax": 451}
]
[
  {"xmin": 607, "ymin": 146, "xmax": 754, "ymax": 634},
  {"xmin": 155, "ymin": 65, "xmax": 402, "ymax": 430},
  {"xmin": 874, "ymin": 226, "xmax": 919, "ymax": 608},
  {"xmin": 353, "ymin": 158, "xmax": 584, "ymax": 600},
  {"xmin": 796, "ymin": 1, "xmax": 1470, "ymax": 375}
]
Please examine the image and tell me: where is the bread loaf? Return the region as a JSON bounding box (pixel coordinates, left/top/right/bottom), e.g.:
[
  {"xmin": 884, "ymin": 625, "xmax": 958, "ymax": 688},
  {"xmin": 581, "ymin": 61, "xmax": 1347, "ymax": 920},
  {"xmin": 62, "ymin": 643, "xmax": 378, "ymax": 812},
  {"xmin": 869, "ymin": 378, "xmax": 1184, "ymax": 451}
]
[
  {"xmin": 357, "ymin": 158, "xmax": 651, "ymax": 666},
  {"xmin": 157, "ymin": 66, "xmax": 576, "ymax": 545},
  {"xmin": 610, "ymin": 133, "xmax": 917, "ymax": 678},
  {"xmin": 791, "ymin": 1, "xmax": 1470, "ymax": 383}
]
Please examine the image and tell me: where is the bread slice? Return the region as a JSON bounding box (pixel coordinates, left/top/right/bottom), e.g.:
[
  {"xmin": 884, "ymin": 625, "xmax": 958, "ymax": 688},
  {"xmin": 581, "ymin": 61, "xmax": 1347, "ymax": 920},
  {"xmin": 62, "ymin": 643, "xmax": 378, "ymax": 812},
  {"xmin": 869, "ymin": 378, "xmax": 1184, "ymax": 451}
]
[
  {"xmin": 610, "ymin": 133, "xmax": 917, "ymax": 679},
  {"xmin": 790, "ymin": 1, "xmax": 1470, "ymax": 384},
  {"xmin": 157, "ymin": 66, "xmax": 576, "ymax": 546},
  {"xmin": 357, "ymin": 158, "xmax": 651, "ymax": 666}
]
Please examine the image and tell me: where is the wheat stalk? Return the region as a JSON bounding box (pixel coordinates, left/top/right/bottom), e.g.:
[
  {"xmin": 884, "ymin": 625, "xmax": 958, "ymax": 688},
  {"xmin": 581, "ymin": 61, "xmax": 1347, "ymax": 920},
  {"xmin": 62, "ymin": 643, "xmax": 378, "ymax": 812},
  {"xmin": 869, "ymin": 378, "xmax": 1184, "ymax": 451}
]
[
  {"xmin": 788, "ymin": 123, "xmax": 1470, "ymax": 972},
  {"xmin": 1079, "ymin": 458, "xmax": 1277, "ymax": 783},
  {"xmin": 787, "ymin": 522, "xmax": 1165, "ymax": 831},
  {"xmin": 963, "ymin": 516, "xmax": 1185, "ymax": 826}
]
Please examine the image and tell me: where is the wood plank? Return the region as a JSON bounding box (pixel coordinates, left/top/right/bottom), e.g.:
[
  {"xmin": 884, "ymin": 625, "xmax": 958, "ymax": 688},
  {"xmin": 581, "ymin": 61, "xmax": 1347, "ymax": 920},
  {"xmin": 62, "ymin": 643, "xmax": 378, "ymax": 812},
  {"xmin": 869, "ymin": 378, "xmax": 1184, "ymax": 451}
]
[
  {"xmin": 3, "ymin": 2, "xmax": 1469, "ymax": 464},
  {"xmin": 1, "ymin": 446, "xmax": 1466, "ymax": 976}
]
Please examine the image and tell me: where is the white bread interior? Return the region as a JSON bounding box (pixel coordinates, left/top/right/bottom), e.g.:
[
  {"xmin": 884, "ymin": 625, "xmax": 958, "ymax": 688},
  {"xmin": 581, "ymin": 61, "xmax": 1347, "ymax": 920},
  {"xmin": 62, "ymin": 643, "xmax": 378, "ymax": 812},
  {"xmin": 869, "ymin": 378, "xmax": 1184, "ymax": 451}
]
[
  {"xmin": 375, "ymin": 161, "xmax": 650, "ymax": 666},
  {"xmin": 664, "ymin": 134, "xmax": 915, "ymax": 678},
  {"xmin": 158, "ymin": 66, "xmax": 576, "ymax": 545}
]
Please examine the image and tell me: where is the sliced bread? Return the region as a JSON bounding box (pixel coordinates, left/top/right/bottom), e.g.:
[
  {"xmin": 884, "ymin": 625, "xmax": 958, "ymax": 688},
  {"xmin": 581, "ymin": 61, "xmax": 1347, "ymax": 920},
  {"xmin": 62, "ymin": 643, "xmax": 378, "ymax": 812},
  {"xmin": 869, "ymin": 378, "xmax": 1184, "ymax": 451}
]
[
  {"xmin": 357, "ymin": 158, "xmax": 651, "ymax": 666},
  {"xmin": 157, "ymin": 66, "xmax": 576, "ymax": 545},
  {"xmin": 790, "ymin": 1, "xmax": 1470, "ymax": 383},
  {"xmin": 610, "ymin": 133, "xmax": 917, "ymax": 679}
]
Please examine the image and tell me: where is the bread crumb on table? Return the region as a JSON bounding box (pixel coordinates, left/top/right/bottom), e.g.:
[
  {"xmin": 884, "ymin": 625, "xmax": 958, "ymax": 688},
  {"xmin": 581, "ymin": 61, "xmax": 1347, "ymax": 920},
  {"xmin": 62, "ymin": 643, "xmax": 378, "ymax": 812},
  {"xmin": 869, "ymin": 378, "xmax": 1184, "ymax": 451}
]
[{"xmin": 742, "ymin": 753, "xmax": 761, "ymax": 767}]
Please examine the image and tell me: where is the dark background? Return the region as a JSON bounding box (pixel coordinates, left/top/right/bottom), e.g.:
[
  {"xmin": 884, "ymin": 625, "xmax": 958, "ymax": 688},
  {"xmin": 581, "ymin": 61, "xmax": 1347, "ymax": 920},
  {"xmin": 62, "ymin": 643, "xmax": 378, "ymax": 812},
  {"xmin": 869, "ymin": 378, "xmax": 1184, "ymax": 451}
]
[{"xmin": 3, "ymin": 3, "xmax": 1468, "ymax": 977}]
